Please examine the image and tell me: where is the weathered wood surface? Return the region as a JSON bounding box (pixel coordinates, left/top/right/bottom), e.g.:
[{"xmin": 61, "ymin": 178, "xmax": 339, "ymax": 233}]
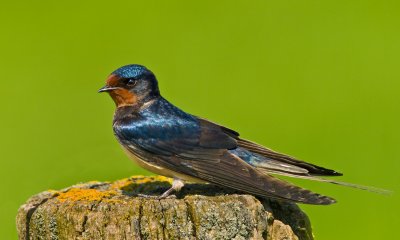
[{"xmin": 16, "ymin": 176, "xmax": 313, "ymax": 240}]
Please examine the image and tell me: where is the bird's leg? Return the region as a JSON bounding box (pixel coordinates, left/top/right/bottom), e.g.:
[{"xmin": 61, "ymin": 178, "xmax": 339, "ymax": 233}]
[
  {"xmin": 157, "ymin": 178, "xmax": 185, "ymax": 199},
  {"xmin": 138, "ymin": 178, "xmax": 185, "ymax": 199}
]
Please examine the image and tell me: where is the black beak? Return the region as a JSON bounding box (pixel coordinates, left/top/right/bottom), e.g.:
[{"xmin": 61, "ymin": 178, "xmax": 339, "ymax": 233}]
[{"xmin": 98, "ymin": 86, "xmax": 121, "ymax": 93}]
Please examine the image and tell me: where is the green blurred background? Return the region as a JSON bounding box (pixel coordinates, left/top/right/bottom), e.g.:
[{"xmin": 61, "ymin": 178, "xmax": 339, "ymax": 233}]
[{"xmin": 1, "ymin": 0, "xmax": 399, "ymax": 239}]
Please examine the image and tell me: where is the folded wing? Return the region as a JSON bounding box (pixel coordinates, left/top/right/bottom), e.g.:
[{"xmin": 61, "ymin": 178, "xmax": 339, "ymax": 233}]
[{"xmin": 118, "ymin": 116, "xmax": 336, "ymax": 204}]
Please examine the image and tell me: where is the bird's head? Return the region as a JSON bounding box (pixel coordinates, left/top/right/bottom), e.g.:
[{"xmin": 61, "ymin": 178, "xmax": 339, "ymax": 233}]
[{"xmin": 99, "ymin": 64, "xmax": 160, "ymax": 107}]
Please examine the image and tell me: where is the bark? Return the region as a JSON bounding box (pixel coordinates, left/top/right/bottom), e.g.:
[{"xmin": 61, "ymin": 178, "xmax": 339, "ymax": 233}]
[{"xmin": 16, "ymin": 176, "xmax": 313, "ymax": 240}]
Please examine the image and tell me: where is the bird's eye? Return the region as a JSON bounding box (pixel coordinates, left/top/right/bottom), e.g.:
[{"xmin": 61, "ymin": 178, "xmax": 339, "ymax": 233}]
[{"xmin": 125, "ymin": 78, "xmax": 137, "ymax": 86}]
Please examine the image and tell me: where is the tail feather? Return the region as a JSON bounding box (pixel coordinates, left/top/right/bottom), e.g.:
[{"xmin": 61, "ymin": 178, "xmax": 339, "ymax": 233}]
[
  {"xmin": 233, "ymin": 140, "xmax": 390, "ymax": 195},
  {"xmin": 258, "ymin": 169, "xmax": 391, "ymax": 195},
  {"xmin": 238, "ymin": 138, "xmax": 343, "ymax": 176}
]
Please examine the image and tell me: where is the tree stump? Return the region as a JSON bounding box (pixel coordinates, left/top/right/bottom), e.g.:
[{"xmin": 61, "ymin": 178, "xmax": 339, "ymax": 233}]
[{"xmin": 16, "ymin": 176, "xmax": 313, "ymax": 240}]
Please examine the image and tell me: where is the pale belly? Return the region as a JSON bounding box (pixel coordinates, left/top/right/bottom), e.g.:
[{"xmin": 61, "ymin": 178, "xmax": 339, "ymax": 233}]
[{"xmin": 121, "ymin": 146, "xmax": 206, "ymax": 183}]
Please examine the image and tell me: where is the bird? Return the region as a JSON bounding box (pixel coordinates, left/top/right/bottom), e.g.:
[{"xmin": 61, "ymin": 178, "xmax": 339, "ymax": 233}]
[{"xmin": 99, "ymin": 64, "xmax": 385, "ymax": 205}]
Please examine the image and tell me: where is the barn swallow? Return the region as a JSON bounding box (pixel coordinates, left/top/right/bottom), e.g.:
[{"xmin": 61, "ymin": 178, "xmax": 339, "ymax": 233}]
[{"xmin": 99, "ymin": 64, "xmax": 385, "ymax": 205}]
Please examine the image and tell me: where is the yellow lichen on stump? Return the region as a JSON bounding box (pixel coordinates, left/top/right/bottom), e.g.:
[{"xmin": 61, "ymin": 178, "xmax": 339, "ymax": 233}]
[
  {"xmin": 16, "ymin": 176, "xmax": 313, "ymax": 240},
  {"xmin": 56, "ymin": 188, "xmax": 117, "ymax": 202}
]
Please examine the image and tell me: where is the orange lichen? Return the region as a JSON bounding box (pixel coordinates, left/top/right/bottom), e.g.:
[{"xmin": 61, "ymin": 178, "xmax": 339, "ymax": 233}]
[
  {"xmin": 131, "ymin": 175, "xmax": 172, "ymax": 184},
  {"xmin": 57, "ymin": 188, "xmax": 116, "ymax": 203},
  {"xmin": 47, "ymin": 190, "xmax": 60, "ymax": 194},
  {"xmin": 110, "ymin": 175, "xmax": 172, "ymax": 190},
  {"xmin": 55, "ymin": 176, "xmax": 173, "ymax": 203},
  {"xmin": 110, "ymin": 178, "xmax": 133, "ymax": 190}
]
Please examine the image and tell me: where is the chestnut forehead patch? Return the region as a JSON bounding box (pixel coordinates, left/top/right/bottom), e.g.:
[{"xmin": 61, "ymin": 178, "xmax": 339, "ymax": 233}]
[{"xmin": 106, "ymin": 74, "xmax": 121, "ymax": 87}]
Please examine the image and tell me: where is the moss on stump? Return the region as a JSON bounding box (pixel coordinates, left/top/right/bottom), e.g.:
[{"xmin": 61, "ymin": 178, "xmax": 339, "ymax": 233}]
[{"xmin": 16, "ymin": 176, "xmax": 313, "ymax": 240}]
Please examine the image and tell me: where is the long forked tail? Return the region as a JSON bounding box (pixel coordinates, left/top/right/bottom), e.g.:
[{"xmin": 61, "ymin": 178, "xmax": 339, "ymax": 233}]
[
  {"xmin": 237, "ymin": 138, "xmax": 343, "ymax": 176},
  {"xmin": 234, "ymin": 139, "xmax": 391, "ymax": 195},
  {"xmin": 260, "ymin": 169, "xmax": 391, "ymax": 195}
]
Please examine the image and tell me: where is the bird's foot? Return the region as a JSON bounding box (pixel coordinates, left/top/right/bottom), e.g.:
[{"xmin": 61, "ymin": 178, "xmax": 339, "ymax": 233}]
[
  {"xmin": 159, "ymin": 194, "xmax": 177, "ymax": 200},
  {"xmin": 137, "ymin": 193, "xmax": 177, "ymax": 200},
  {"xmin": 137, "ymin": 179, "xmax": 184, "ymax": 200},
  {"xmin": 137, "ymin": 193, "xmax": 157, "ymax": 199}
]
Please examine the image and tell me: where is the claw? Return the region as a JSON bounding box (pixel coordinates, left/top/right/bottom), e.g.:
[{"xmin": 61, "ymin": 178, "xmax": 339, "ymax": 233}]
[
  {"xmin": 157, "ymin": 194, "xmax": 177, "ymax": 200},
  {"xmin": 137, "ymin": 193, "xmax": 159, "ymax": 199},
  {"xmin": 136, "ymin": 179, "xmax": 184, "ymax": 200}
]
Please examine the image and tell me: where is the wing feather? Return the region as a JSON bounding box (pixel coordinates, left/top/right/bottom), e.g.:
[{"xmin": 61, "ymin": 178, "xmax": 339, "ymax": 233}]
[
  {"xmin": 199, "ymin": 118, "xmax": 342, "ymax": 176},
  {"xmin": 117, "ymin": 113, "xmax": 336, "ymax": 204},
  {"xmin": 237, "ymin": 138, "xmax": 343, "ymax": 176}
]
